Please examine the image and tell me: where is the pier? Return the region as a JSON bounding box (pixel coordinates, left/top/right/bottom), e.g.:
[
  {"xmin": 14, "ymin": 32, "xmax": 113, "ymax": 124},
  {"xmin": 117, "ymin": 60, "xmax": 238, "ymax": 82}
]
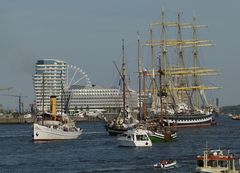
[{"xmin": 0, "ymin": 117, "xmax": 34, "ymax": 124}]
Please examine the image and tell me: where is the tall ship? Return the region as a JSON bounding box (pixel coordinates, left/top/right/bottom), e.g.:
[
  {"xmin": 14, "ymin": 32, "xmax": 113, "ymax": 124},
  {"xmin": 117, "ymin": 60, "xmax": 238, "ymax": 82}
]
[
  {"xmin": 105, "ymin": 40, "xmax": 139, "ymax": 135},
  {"xmin": 142, "ymin": 10, "xmax": 221, "ymax": 128}
]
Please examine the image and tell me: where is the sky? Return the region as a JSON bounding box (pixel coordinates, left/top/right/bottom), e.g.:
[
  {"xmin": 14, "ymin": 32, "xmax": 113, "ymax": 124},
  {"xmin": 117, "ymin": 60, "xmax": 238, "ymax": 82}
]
[{"xmin": 0, "ymin": 0, "xmax": 239, "ymax": 110}]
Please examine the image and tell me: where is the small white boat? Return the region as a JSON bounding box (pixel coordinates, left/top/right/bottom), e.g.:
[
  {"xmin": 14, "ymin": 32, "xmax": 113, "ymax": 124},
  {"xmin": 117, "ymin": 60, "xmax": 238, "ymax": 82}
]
[
  {"xmin": 117, "ymin": 128, "xmax": 152, "ymax": 147},
  {"xmin": 232, "ymin": 115, "xmax": 240, "ymax": 120},
  {"xmin": 154, "ymin": 160, "xmax": 177, "ymax": 169}
]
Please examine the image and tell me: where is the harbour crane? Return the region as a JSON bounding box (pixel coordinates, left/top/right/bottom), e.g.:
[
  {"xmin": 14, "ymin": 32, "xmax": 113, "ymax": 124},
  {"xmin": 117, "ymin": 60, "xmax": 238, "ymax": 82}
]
[
  {"xmin": 0, "ymin": 86, "xmax": 13, "ymax": 91},
  {"xmin": 0, "ymin": 94, "xmax": 28, "ymax": 114}
]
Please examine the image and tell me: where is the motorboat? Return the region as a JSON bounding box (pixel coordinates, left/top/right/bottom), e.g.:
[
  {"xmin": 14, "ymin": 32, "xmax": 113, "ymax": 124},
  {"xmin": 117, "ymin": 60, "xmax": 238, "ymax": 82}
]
[
  {"xmin": 154, "ymin": 160, "xmax": 177, "ymax": 169},
  {"xmin": 195, "ymin": 146, "xmax": 239, "ymax": 173},
  {"xmin": 232, "ymin": 115, "xmax": 240, "ymax": 120},
  {"xmin": 117, "ymin": 128, "xmax": 152, "ymax": 147}
]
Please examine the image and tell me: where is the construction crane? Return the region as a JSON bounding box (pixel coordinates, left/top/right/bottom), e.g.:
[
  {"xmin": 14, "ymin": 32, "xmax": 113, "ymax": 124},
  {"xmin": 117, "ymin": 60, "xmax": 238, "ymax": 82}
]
[
  {"xmin": 0, "ymin": 94, "xmax": 27, "ymax": 114},
  {"xmin": 0, "ymin": 87, "xmax": 13, "ymax": 91}
]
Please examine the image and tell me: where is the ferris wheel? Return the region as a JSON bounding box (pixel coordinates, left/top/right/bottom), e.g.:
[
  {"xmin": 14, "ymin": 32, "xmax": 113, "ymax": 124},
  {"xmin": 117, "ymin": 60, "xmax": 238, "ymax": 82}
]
[{"xmin": 65, "ymin": 64, "xmax": 92, "ymax": 89}]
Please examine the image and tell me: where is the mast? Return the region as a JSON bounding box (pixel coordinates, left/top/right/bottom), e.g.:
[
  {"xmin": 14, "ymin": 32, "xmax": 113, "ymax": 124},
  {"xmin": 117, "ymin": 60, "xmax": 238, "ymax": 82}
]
[
  {"xmin": 143, "ymin": 69, "xmax": 147, "ymax": 120},
  {"xmin": 177, "ymin": 11, "xmax": 184, "ymax": 68},
  {"xmin": 192, "ymin": 15, "xmax": 199, "ymax": 110},
  {"xmin": 161, "ymin": 8, "xmax": 168, "ymax": 109},
  {"xmin": 137, "ymin": 32, "xmax": 142, "ymax": 120},
  {"xmin": 158, "ymin": 45, "xmax": 164, "ymax": 126},
  {"xmin": 177, "ymin": 10, "xmax": 186, "ymax": 104},
  {"xmin": 60, "ymin": 70, "xmax": 63, "ymax": 115},
  {"xmin": 149, "ymin": 23, "xmax": 158, "ymax": 113},
  {"xmin": 122, "ymin": 39, "xmax": 126, "ymax": 118},
  {"xmin": 42, "ymin": 73, "xmax": 45, "ymax": 114}
]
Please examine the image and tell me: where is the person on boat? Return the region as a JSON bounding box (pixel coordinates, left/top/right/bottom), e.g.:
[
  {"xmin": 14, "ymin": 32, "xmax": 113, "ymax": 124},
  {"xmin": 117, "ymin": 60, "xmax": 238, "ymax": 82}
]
[
  {"xmin": 110, "ymin": 120, "xmax": 114, "ymax": 127},
  {"xmin": 160, "ymin": 160, "xmax": 167, "ymax": 167}
]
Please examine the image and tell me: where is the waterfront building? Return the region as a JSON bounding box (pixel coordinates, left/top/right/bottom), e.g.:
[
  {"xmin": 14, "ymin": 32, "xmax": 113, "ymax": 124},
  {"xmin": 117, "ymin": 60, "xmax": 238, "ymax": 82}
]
[
  {"xmin": 33, "ymin": 59, "xmax": 67, "ymax": 112},
  {"xmin": 66, "ymin": 85, "xmax": 138, "ymax": 114}
]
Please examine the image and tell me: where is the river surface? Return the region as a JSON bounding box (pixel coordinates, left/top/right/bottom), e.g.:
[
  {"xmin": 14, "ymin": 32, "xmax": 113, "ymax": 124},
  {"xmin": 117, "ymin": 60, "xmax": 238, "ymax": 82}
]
[{"xmin": 0, "ymin": 115, "xmax": 239, "ymax": 173}]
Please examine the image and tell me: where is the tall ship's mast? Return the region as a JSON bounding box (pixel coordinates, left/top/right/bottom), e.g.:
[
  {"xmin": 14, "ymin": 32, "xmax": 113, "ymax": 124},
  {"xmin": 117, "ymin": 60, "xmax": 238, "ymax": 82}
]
[
  {"xmin": 144, "ymin": 9, "xmax": 221, "ymax": 127},
  {"xmin": 137, "ymin": 32, "xmax": 143, "ymax": 120},
  {"xmin": 122, "ymin": 39, "xmax": 126, "ymax": 118}
]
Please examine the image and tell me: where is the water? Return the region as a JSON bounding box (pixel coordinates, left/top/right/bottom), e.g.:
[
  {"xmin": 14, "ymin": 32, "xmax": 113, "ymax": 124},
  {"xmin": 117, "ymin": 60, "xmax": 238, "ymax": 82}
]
[{"xmin": 0, "ymin": 115, "xmax": 239, "ymax": 173}]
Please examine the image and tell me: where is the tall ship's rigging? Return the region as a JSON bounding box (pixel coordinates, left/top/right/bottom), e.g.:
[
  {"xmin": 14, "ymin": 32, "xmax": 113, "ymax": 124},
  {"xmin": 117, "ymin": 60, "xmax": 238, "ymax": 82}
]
[{"xmin": 142, "ymin": 9, "xmax": 221, "ymax": 128}]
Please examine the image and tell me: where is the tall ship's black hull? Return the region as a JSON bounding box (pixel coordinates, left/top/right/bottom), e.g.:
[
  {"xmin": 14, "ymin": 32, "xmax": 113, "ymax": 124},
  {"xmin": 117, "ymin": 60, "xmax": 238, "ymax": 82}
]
[{"xmin": 163, "ymin": 113, "xmax": 215, "ymax": 128}]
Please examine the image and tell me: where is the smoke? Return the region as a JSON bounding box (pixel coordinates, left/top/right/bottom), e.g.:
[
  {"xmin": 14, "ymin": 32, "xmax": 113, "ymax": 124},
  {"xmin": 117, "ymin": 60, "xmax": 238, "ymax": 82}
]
[{"xmin": 18, "ymin": 49, "xmax": 36, "ymax": 77}]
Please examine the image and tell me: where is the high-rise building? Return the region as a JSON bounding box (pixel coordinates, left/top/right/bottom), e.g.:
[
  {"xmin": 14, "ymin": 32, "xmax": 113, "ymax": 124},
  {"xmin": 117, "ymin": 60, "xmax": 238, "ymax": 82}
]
[{"xmin": 33, "ymin": 59, "xmax": 67, "ymax": 112}]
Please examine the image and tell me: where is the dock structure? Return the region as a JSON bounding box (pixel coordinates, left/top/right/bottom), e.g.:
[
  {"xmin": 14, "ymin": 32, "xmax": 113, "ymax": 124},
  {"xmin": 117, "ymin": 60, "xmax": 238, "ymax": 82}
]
[
  {"xmin": 0, "ymin": 115, "xmax": 110, "ymax": 124},
  {"xmin": 0, "ymin": 112, "xmax": 123, "ymax": 124},
  {"xmin": 0, "ymin": 117, "xmax": 34, "ymax": 124}
]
